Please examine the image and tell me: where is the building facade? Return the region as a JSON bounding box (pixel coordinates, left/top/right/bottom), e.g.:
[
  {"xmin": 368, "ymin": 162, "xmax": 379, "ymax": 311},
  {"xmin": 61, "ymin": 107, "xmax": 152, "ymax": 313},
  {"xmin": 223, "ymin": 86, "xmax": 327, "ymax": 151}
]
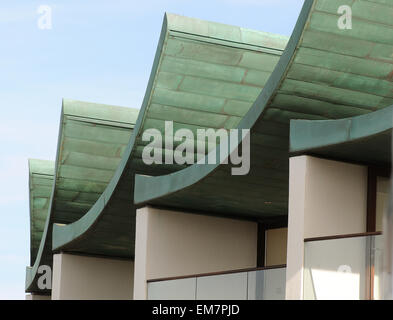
[{"xmin": 25, "ymin": 0, "xmax": 393, "ymax": 300}]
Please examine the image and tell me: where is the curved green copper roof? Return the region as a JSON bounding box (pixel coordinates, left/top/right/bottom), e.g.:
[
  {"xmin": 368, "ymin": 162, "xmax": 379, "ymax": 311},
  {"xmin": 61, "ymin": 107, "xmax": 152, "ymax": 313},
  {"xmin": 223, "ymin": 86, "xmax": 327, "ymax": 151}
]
[
  {"xmin": 50, "ymin": 14, "xmax": 288, "ymax": 266},
  {"xmin": 28, "ymin": 159, "xmax": 54, "ymax": 265},
  {"xmin": 134, "ymin": 0, "xmax": 393, "ymax": 217},
  {"xmin": 290, "ymin": 105, "xmax": 393, "ymax": 165},
  {"xmin": 26, "ymin": 100, "xmax": 139, "ymax": 293}
]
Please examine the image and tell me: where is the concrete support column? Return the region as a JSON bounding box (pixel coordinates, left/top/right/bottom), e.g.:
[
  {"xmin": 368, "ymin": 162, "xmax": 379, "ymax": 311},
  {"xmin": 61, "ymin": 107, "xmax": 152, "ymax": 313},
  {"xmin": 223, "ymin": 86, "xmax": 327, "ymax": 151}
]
[
  {"xmin": 133, "ymin": 206, "xmax": 258, "ymax": 300},
  {"xmin": 52, "ymin": 253, "xmax": 134, "ymax": 300},
  {"xmin": 286, "ymin": 156, "xmax": 308, "ymax": 300},
  {"xmin": 285, "ymin": 156, "xmax": 367, "ymax": 299}
]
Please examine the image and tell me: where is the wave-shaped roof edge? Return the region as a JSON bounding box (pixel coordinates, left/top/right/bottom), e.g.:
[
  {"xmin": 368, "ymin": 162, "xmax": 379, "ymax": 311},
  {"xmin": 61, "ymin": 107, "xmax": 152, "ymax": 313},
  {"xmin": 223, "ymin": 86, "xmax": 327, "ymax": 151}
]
[
  {"xmin": 164, "ymin": 12, "xmax": 288, "ymax": 50},
  {"xmin": 25, "ymin": 99, "xmax": 139, "ymax": 293},
  {"xmin": 50, "ymin": 12, "xmax": 172, "ymax": 257},
  {"xmin": 134, "ymin": 0, "xmax": 393, "ymax": 209},
  {"xmin": 51, "ymin": 13, "xmax": 290, "ymax": 256},
  {"xmin": 133, "ymin": 0, "xmax": 315, "ymax": 206},
  {"xmin": 28, "ymin": 159, "xmax": 55, "ymax": 265},
  {"xmin": 290, "ymin": 106, "xmax": 393, "ymax": 153},
  {"xmin": 289, "ymin": 105, "xmax": 393, "ymax": 165}
]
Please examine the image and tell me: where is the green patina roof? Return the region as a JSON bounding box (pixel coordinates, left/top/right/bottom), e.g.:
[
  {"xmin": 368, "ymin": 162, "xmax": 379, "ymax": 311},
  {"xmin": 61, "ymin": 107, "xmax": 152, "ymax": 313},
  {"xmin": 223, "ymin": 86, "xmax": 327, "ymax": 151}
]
[
  {"xmin": 133, "ymin": 13, "xmax": 288, "ymax": 165},
  {"xmin": 26, "ymin": 99, "xmax": 139, "ymax": 293},
  {"xmin": 29, "ymin": 0, "xmax": 393, "ymax": 292},
  {"xmin": 28, "ymin": 159, "xmax": 54, "ymax": 265},
  {"xmin": 134, "ymin": 0, "xmax": 393, "ymax": 217},
  {"xmin": 49, "ymin": 14, "xmax": 288, "ymax": 270},
  {"xmin": 290, "ymin": 105, "xmax": 393, "ymax": 166}
]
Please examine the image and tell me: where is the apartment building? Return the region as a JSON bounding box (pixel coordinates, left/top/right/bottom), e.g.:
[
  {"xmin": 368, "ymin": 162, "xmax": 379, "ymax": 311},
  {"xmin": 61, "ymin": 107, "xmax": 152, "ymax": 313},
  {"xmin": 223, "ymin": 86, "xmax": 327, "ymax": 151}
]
[{"xmin": 25, "ymin": 0, "xmax": 393, "ymax": 300}]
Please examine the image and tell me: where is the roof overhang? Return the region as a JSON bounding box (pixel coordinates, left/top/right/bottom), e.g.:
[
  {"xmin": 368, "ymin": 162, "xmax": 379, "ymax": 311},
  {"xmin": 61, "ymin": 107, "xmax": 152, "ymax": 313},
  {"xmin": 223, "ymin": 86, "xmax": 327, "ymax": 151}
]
[
  {"xmin": 134, "ymin": 0, "xmax": 393, "ymax": 218},
  {"xmin": 290, "ymin": 105, "xmax": 393, "ymax": 166}
]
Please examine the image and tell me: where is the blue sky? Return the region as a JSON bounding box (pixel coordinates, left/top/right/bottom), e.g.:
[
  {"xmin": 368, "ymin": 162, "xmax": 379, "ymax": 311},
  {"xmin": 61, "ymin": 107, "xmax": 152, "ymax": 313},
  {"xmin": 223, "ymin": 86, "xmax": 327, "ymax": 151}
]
[{"xmin": 0, "ymin": 0, "xmax": 303, "ymax": 299}]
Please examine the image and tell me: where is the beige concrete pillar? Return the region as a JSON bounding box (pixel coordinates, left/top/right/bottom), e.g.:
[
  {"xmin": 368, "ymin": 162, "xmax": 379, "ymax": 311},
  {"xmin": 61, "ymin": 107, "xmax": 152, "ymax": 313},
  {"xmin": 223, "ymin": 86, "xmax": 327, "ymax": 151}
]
[
  {"xmin": 133, "ymin": 206, "xmax": 258, "ymax": 300},
  {"xmin": 52, "ymin": 253, "xmax": 134, "ymax": 300},
  {"xmin": 285, "ymin": 156, "xmax": 367, "ymax": 299}
]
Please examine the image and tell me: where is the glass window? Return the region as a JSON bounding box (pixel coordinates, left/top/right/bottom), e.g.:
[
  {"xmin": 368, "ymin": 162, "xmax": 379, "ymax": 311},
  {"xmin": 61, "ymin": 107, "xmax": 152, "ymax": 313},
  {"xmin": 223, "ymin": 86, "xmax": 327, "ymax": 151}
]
[
  {"xmin": 147, "ymin": 277, "xmax": 196, "ymax": 300},
  {"xmin": 303, "ymin": 234, "xmax": 383, "ymax": 300}
]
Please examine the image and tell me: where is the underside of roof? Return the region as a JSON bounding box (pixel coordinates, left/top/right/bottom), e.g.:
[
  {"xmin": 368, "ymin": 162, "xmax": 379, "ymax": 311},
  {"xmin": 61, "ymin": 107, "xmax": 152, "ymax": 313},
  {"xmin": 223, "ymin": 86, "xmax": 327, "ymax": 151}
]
[
  {"xmin": 50, "ymin": 14, "xmax": 289, "ymax": 266},
  {"xmin": 26, "ymin": 100, "xmax": 139, "ymax": 293},
  {"xmin": 290, "ymin": 105, "xmax": 393, "ymax": 166},
  {"xmin": 134, "ymin": 0, "xmax": 393, "ymax": 217},
  {"xmin": 28, "ymin": 159, "xmax": 54, "ymax": 265}
]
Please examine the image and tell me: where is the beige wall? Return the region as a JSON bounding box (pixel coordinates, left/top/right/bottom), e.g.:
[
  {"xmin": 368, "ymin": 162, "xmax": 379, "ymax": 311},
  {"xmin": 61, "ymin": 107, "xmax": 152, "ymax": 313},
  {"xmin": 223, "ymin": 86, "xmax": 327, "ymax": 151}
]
[
  {"xmin": 133, "ymin": 206, "xmax": 258, "ymax": 299},
  {"xmin": 266, "ymin": 228, "xmax": 287, "ymax": 266},
  {"xmin": 52, "ymin": 253, "xmax": 134, "ymax": 300},
  {"xmin": 286, "ymin": 156, "xmax": 367, "ymax": 299},
  {"xmin": 304, "ymin": 157, "xmax": 367, "ymax": 238}
]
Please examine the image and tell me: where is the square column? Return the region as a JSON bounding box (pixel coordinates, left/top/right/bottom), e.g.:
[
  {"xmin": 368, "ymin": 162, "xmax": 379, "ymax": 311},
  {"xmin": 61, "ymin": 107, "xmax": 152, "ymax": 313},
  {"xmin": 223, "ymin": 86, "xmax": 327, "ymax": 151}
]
[{"xmin": 286, "ymin": 156, "xmax": 367, "ymax": 299}]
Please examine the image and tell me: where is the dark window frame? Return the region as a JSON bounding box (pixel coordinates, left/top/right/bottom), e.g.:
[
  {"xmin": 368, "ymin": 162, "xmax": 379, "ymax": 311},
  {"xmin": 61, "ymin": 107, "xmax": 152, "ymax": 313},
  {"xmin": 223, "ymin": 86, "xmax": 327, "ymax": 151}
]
[
  {"xmin": 367, "ymin": 166, "xmax": 390, "ymax": 232},
  {"xmin": 257, "ymin": 217, "xmax": 287, "ymax": 268},
  {"xmin": 366, "ymin": 166, "xmax": 390, "ymax": 299}
]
